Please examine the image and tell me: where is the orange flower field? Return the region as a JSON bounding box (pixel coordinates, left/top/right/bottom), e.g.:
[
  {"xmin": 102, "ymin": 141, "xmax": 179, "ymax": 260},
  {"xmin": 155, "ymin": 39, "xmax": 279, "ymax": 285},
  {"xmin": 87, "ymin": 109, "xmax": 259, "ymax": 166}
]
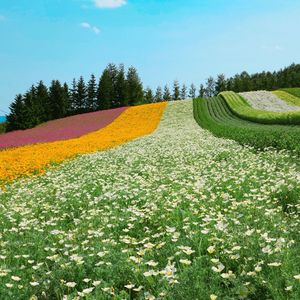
[{"xmin": 0, "ymin": 102, "xmax": 167, "ymax": 184}]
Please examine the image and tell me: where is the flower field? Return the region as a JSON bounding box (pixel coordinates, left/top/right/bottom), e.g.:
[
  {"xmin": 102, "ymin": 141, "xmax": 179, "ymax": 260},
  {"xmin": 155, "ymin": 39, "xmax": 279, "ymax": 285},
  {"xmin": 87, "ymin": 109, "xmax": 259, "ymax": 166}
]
[
  {"xmin": 0, "ymin": 107, "xmax": 127, "ymax": 149},
  {"xmin": 0, "ymin": 102, "xmax": 166, "ymax": 185},
  {"xmin": 0, "ymin": 100, "xmax": 300, "ymax": 299}
]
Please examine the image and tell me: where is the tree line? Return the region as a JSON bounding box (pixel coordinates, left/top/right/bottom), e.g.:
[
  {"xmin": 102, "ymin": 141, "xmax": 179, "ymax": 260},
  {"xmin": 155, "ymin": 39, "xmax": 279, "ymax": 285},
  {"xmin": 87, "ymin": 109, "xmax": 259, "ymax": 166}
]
[
  {"xmin": 6, "ymin": 64, "xmax": 146, "ymax": 131},
  {"xmin": 5, "ymin": 63, "xmax": 300, "ymax": 132}
]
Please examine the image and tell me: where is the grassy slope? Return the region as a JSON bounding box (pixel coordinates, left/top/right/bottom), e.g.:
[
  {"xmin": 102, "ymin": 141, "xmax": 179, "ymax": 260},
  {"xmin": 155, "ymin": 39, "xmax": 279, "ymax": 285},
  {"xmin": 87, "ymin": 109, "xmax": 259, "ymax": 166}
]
[
  {"xmin": 280, "ymin": 88, "xmax": 300, "ymax": 98},
  {"xmin": 220, "ymin": 91, "xmax": 300, "ymax": 125},
  {"xmin": 193, "ymin": 96, "xmax": 300, "ymax": 154},
  {"xmin": 273, "ymin": 90, "xmax": 300, "ymax": 107},
  {"xmin": 0, "ymin": 101, "xmax": 300, "ymax": 299}
]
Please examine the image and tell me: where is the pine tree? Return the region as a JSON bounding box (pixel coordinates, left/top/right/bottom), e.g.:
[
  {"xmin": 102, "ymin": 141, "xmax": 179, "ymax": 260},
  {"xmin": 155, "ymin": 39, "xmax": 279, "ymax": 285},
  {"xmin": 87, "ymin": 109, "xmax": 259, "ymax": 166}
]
[
  {"xmin": 49, "ymin": 80, "xmax": 68, "ymax": 119},
  {"xmin": 188, "ymin": 84, "xmax": 196, "ymax": 99},
  {"xmin": 6, "ymin": 94, "xmax": 25, "ymax": 131},
  {"xmin": 106, "ymin": 63, "xmax": 119, "ymax": 107},
  {"xmin": 69, "ymin": 78, "xmax": 77, "ymax": 115},
  {"xmin": 155, "ymin": 86, "xmax": 163, "ymax": 102},
  {"xmin": 180, "ymin": 84, "xmax": 187, "ymax": 100},
  {"xmin": 205, "ymin": 77, "xmax": 216, "ymax": 97},
  {"xmin": 62, "ymin": 82, "xmax": 70, "ymax": 115},
  {"xmin": 144, "ymin": 87, "xmax": 154, "ymax": 103},
  {"xmin": 172, "ymin": 80, "xmax": 180, "ymax": 100},
  {"xmin": 97, "ymin": 69, "xmax": 113, "ymax": 110},
  {"xmin": 116, "ymin": 64, "xmax": 128, "ymax": 107},
  {"xmin": 126, "ymin": 66, "xmax": 144, "ymax": 105},
  {"xmin": 36, "ymin": 81, "xmax": 50, "ymax": 122},
  {"xmin": 198, "ymin": 84, "xmax": 206, "ymax": 98},
  {"xmin": 163, "ymin": 85, "xmax": 171, "ymax": 101},
  {"xmin": 76, "ymin": 76, "xmax": 87, "ymax": 113},
  {"xmin": 23, "ymin": 85, "xmax": 39, "ymax": 128},
  {"xmin": 87, "ymin": 74, "xmax": 97, "ymax": 112},
  {"xmin": 215, "ymin": 74, "xmax": 227, "ymax": 94}
]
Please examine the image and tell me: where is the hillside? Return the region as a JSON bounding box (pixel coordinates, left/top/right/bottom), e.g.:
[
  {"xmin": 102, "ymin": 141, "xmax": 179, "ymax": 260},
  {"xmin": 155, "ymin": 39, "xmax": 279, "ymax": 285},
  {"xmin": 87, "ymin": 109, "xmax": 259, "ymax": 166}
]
[{"xmin": 0, "ymin": 100, "xmax": 299, "ymax": 299}]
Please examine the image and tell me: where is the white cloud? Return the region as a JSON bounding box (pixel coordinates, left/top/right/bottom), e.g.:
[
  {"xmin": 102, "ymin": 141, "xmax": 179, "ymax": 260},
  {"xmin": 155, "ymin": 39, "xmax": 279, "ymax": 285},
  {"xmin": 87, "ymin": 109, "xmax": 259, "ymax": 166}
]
[
  {"xmin": 80, "ymin": 22, "xmax": 91, "ymax": 29},
  {"xmin": 92, "ymin": 26, "xmax": 101, "ymax": 34},
  {"xmin": 94, "ymin": 0, "xmax": 126, "ymax": 9},
  {"xmin": 80, "ymin": 22, "xmax": 101, "ymax": 35}
]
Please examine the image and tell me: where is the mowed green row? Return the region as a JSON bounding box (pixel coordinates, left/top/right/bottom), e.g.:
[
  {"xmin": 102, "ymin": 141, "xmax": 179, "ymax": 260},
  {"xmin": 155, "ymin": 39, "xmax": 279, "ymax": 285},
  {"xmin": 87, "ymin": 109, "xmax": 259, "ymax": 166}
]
[
  {"xmin": 274, "ymin": 89, "xmax": 300, "ymax": 107},
  {"xmin": 280, "ymin": 88, "xmax": 300, "ymax": 99},
  {"xmin": 220, "ymin": 91, "xmax": 300, "ymax": 125},
  {"xmin": 193, "ymin": 96, "xmax": 300, "ymax": 153}
]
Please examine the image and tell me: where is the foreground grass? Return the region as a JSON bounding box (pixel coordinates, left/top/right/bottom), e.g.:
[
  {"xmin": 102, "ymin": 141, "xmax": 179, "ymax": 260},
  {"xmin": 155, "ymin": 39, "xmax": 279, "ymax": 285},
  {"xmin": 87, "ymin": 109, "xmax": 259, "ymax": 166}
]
[{"xmin": 0, "ymin": 101, "xmax": 300, "ymax": 299}]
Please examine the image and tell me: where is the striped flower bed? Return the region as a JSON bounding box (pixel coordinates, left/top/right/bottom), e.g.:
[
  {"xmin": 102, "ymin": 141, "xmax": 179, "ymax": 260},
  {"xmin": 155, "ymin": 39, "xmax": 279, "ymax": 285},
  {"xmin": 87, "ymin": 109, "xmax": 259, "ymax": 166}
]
[
  {"xmin": 0, "ymin": 102, "xmax": 166, "ymax": 184},
  {"xmin": 0, "ymin": 107, "xmax": 127, "ymax": 149}
]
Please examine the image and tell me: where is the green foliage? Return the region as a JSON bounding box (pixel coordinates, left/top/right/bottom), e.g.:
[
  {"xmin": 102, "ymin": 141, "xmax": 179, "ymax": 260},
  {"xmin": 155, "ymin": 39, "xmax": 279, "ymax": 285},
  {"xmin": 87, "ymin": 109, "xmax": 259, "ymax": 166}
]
[
  {"xmin": 188, "ymin": 83, "xmax": 196, "ymax": 99},
  {"xmin": 0, "ymin": 122, "xmax": 6, "ymax": 134},
  {"xmin": 144, "ymin": 87, "xmax": 154, "ymax": 103},
  {"xmin": 220, "ymin": 91, "xmax": 300, "ymax": 125},
  {"xmin": 126, "ymin": 66, "xmax": 144, "ymax": 105},
  {"xmin": 86, "ymin": 74, "xmax": 97, "ymax": 112},
  {"xmin": 193, "ymin": 96, "xmax": 300, "ymax": 154},
  {"xmin": 155, "ymin": 86, "xmax": 163, "ymax": 102},
  {"xmin": 172, "ymin": 80, "xmax": 180, "ymax": 100},
  {"xmin": 163, "ymin": 85, "xmax": 172, "ymax": 101}
]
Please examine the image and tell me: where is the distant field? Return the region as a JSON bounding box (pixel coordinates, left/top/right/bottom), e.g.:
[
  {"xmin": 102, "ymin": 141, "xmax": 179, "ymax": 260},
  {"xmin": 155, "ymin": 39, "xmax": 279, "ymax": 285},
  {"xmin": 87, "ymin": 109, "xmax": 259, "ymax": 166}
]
[
  {"xmin": 273, "ymin": 90, "xmax": 300, "ymax": 107},
  {"xmin": 280, "ymin": 87, "xmax": 300, "ymax": 98},
  {"xmin": 220, "ymin": 91, "xmax": 300, "ymax": 125}
]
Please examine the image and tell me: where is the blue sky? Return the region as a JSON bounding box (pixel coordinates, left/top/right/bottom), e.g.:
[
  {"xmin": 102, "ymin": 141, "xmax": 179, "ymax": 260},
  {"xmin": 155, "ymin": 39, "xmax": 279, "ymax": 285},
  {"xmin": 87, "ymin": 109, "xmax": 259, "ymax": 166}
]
[{"xmin": 0, "ymin": 0, "xmax": 300, "ymax": 113}]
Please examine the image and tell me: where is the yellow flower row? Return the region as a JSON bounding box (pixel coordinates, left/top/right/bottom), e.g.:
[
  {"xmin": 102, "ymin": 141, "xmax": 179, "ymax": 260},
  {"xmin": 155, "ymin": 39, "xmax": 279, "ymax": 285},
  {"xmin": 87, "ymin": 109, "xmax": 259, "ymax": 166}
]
[{"xmin": 0, "ymin": 102, "xmax": 167, "ymax": 184}]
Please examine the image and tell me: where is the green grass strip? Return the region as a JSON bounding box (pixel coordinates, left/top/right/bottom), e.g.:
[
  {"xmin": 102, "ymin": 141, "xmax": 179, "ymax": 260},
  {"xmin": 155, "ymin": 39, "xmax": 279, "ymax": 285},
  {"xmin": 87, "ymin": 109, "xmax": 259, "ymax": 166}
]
[
  {"xmin": 193, "ymin": 96, "xmax": 300, "ymax": 154},
  {"xmin": 274, "ymin": 89, "xmax": 300, "ymax": 107},
  {"xmin": 220, "ymin": 91, "xmax": 300, "ymax": 125}
]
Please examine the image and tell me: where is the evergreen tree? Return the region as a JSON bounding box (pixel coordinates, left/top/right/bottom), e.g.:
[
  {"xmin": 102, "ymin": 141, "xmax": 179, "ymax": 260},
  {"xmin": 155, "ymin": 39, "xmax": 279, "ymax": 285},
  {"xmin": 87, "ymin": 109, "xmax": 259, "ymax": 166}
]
[
  {"xmin": 163, "ymin": 85, "xmax": 171, "ymax": 101},
  {"xmin": 215, "ymin": 74, "xmax": 227, "ymax": 94},
  {"xmin": 62, "ymin": 82, "xmax": 70, "ymax": 115},
  {"xmin": 155, "ymin": 86, "xmax": 163, "ymax": 102},
  {"xmin": 106, "ymin": 63, "xmax": 119, "ymax": 107},
  {"xmin": 97, "ymin": 69, "xmax": 113, "ymax": 110},
  {"xmin": 36, "ymin": 81, "xmax": 50, "ymax": 122},
  {"xmin": 180, "ymin": 84, "xmax": 187, "ymax": 100},
  {"xmin": 87, "ymin": 74, "xmax": 97, "ymax": 112},
  {"xmin": 6, "ymin": 94, "xmax": 25, "ymax": 131},
  {"xmin": 75, "ymin": 76, "xmax": 87, "ymax": 113},
  {"xmin": 198, "ymin": 84, "xmax": 206, "ymax": 98},
  {"xmin": 23, "ymin": 85, "xmax": 39, "ymax": 128},
  {"xmin": 69, "ymin": 78, "xmax": 77, "ymax": 115},
  {"xmin": 205, "ymin": 77, "xmax": 216, "ymax": 97},
  {"xmin": 172, "ymin": 80, "xmax": 180, "ymax": 100},
  {"xmin": 144, "ymin": 87, "xmax": 154, "ymax": 103},
  {"xmin": 126, "ymin": 66, "xmax": 144, "ymax": 105},
  {"xmin": 188, "ymin": 84, "xmax": 196, "ymax": 99},
  {"xmin": 49, "ymin": 80, "xmax": 68, "ymax": 119},
  {"xmin": 115, "ymin": 64, "xmax": 128, "ymax": 107}
]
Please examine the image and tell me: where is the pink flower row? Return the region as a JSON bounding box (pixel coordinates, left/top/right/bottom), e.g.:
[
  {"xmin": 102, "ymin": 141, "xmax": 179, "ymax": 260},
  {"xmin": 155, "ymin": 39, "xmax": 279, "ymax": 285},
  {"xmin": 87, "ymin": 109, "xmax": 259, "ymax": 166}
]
[{"xmin": 0, "ymin": 107, "xmax": 127, "ymax": 149}]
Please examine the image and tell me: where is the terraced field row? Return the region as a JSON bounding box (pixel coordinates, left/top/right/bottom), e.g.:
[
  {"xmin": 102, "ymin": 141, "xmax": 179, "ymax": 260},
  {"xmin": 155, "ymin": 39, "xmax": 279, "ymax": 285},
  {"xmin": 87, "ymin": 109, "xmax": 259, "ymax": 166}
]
[
  {"xmin": 193, "ymin": 96, "xmax": 300, "ymax": 153},
  {"xmin": 220, "ymin": 91, "xmax": 300, "ymax": 125},
  {"xmin": 240, "ymin": 90, "xmax": 300, "ymax": 112}
]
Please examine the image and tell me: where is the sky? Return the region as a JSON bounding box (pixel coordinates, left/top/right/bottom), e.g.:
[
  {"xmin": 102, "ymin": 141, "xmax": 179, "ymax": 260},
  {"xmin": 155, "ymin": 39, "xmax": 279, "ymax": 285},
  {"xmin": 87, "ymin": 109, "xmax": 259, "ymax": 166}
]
[{"xmin": 0, "ymin": 0, "xmax": 300, "ymax": 113}]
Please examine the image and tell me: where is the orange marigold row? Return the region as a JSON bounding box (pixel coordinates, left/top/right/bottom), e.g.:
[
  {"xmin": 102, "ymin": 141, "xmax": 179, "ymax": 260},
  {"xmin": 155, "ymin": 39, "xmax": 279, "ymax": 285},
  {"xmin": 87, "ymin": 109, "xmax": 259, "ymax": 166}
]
[{"xmin": 0, "ymin": 102, "xmax": 167, "ymax": 185}]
